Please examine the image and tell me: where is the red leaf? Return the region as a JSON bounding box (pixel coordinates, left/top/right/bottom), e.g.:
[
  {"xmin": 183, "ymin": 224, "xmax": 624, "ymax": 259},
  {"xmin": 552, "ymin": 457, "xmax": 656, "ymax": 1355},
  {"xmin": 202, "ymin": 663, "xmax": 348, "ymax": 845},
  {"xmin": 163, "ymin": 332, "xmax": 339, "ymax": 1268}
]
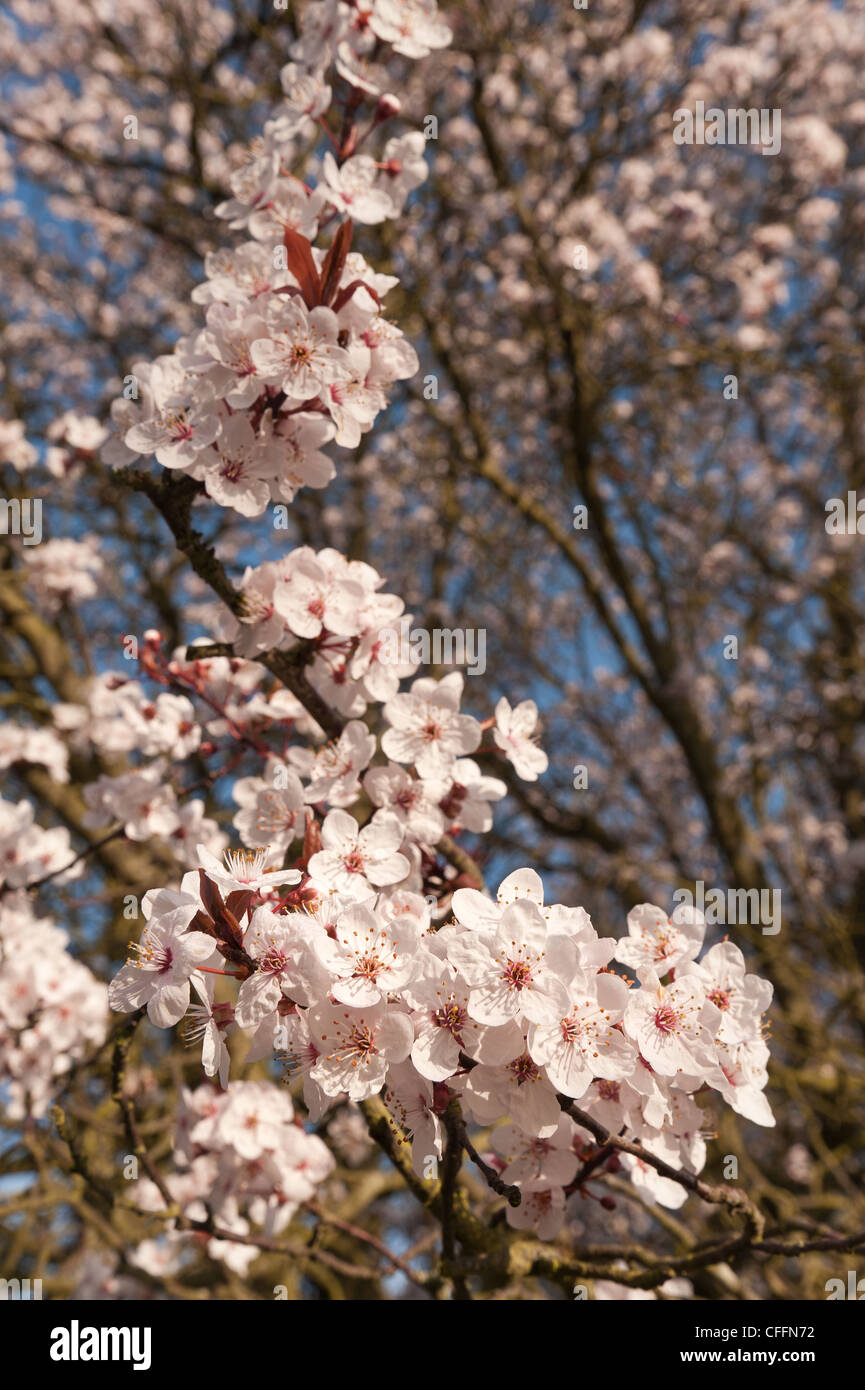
[
  {"xmin": 330, "ymin": 278, "xmax": 380, "ymax": 315},
  {"xmin": 319, "ymin": 220, "xmax": 354, "ymax": 308},
  {"xmin": 283, "ymin": 226, "xmax": 322, "ymax": 308},
  {"xmin": 198, "ymin": 870, "xmax": 244, "ymax": 946},
  {"xmin": 302, "ymin": 813, "xmax": 322, "ymax": 862},
  {"xmin": 225, "ymin": 889, "xmax": 254, "ymax": 922},
  {"xmin": 198, "ymin": 869, "xmax": 226, "ymax": 925},
  {"xmin": 189, "ymin": 910, "xmax": 217, "ymax": 937}
]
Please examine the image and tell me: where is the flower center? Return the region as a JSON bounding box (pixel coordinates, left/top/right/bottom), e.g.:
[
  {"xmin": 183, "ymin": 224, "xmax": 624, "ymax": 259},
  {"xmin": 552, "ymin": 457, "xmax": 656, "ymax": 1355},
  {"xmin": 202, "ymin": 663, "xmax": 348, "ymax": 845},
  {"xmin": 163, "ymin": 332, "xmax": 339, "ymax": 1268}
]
[
  {"xmin": 130, "ymin": 937, "xmax": 173, "ymax": 974},
  {"xmin": 433, "ymin": 1002, "xmax": 466, "ymax": 1037},
  {"xmin": 561, "ymin": 1015, "xmax": 585, "ymax": 1043},
  {"xmin": 220, "ymin": 456, "xmax": 245, "ymax": 482},
  {"xmin": 166, "ymin": 410, "xmax": 194, "ymax": 441},
  {"xmin": 502, "ymin": 958, "xmax": 532, "ymax": 990},
  {"xmin": 262, "ymin": 946, "xmax": 289, "ymax": 976},
  {"xmin": 508, "ymin": 1053, "xmax": 540, "ymax": 1086},
  {"xmin": 346, "ymin": 1025, "xmax": 376, "ymax": 1060},
  {"xmin": 653, "ymin": 1003, "xmax": 679, "ymax": 1033},
  {"xmin": 355, "ymin": 952, "xmax": 382, "ymax": 981},
  {"xmin": 343, "ymin": 848, "xmax": 366, "ymax": 874}
]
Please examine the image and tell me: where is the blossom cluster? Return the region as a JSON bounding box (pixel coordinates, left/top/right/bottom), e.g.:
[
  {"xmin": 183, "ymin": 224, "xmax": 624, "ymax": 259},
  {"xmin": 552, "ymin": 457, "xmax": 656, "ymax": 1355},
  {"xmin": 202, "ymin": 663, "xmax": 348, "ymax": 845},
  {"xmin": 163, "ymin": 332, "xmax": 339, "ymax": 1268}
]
[
  {"xmin": 21, "ymin": 536, "xmax": 105, "ymax": 611},
  {"xmin": 0, "ymin": 726, "xmax": 69, "ymax": 787},
  {"xmin": 70, "ymin": 614, "xmax": 542, "ymax": 868},
  {"xmin": 0, "ymin": 794, "xmax": 80, "ymax": 890},
  {"xmin": 129, "ymin": 1081, "xmax": 334, "ymax": 1276},
  {"xmin": 0, "ymin": 892, "xmax": 107, "ymax": 1118},
  {"xmin": 110, "ymin": 851, "xmax": 774, "ymax": 1236},
  {"xmin": 101, "ymin": 0, "xmax": 451, "ymax": 513}
]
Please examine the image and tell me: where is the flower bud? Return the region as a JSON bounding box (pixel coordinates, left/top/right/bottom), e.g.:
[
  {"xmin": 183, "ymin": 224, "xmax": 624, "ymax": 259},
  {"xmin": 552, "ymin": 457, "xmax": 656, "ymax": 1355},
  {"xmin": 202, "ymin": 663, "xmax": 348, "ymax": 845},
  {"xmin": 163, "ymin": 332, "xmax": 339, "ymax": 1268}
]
[{"xmin": 375, "ymin": 93, "xmax": 402, "ymax": 122}]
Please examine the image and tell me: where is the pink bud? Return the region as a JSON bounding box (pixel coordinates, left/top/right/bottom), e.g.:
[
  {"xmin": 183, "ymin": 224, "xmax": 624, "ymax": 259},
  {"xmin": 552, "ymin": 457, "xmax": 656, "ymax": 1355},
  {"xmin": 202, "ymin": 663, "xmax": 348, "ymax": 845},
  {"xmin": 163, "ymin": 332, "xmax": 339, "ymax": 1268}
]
[{"xmin": 375, "ymin": 93, "xmax": 402, "ymax": 122}]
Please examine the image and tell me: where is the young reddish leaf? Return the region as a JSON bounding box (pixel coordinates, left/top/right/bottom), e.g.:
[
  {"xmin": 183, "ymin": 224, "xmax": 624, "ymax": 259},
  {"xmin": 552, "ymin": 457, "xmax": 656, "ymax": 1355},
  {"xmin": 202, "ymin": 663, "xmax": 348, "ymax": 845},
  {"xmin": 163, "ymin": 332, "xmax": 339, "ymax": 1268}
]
[
  {"xmin": 219, "ymin": 904, "xmax": 244, "ymax": 947},
  {"xmin": 319, "ymin": 220, "xmax": 354, "ymax": 308},
  {"xmin": 198, "ymin": 869, "xmax": 244, "ymax": 946},
  {"xmin": 189, "ymin": 909, "xmax": 217, "ymax": 937},
  {"xmin": 283, "ymin": 226, "xmax": 322, "ymax": 308},
  {"xmin": 225, "ymin": 889, "xmax": 254, "ymax": 923},
  {"xmin": 302, "ymin": 813, "xmax": 322, "ymax": 863},
  {"xmin": 330, "ymin": 278, "xmax": 380, "ymax": 315},
  {"xmin": 216, "ymin": 941, "xmax": 255, "ymax": 978},
  {"xmin": 198, "ymin": 869, "xmax": 227, "ymax": 925}
]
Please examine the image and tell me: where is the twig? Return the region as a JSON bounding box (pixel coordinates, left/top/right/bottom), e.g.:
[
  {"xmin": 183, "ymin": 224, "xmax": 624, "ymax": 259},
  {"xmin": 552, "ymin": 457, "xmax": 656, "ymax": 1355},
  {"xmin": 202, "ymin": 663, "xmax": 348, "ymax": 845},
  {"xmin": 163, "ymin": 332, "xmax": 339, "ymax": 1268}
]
[
  {"xmin": 455, "ymin": 1050, "xmax": 764, "ymax": 1238},
  {"xmin": 457, "ymin": 1120, "xmax": 522, "ymax": 1207},
  {"xmin": 440, "ymin": 1100, "xmax": 471, "ymax": 1299},
  {"xmin": 306, "ymin": 1200, "xmax": 431, "ymax": 1287}
]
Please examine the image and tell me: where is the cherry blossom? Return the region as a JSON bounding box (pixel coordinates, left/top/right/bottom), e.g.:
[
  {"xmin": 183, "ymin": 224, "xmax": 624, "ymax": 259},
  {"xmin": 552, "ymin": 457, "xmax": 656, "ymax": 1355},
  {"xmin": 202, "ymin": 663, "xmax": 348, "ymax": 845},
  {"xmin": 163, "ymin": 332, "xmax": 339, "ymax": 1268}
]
[
  {"xmin": 235, "ymin": 907, "xmax": 331, "ymax": 1027},
  {"xmin": 527, "ymin": 971, "xmax": 636, "ymax": 1098},
  {"xmin": 109, "ymin": 916, "xmax": 217, "ymax": 1029},
  {"xmin": 21, "ymin": 537, "xmax": 104, "ymax": 612},
  {"xmin": 184, "ymin": 975, "xmax": 233, "ymax": 1089},
  {"xmin": 369, "ymin": 0, "xmax": 453, "ymax": 59},
  {"xmin": 124, "ymin": 361, "xmax": 221, "ymax": 470},
  {"xmin": 250, "ymin": 301, "xmax": 352, "ymax": 400},
  {"xmin": 382, "ymin": 1060, "xmax": 444, "ymax": 1177},
  {"xmin": 448, "ymin": 897, "xmax": 578, "ymax": 1026},
  {"xmin": 492, "ymin": 697, "xmax": 550, "ymax": 781},
  {"xmin": 273, "ymin": 549, "xmax": 365, "ymax": 641},
  {"xmin": 232, "ymin": 761, "xmax": 307, "ymax": 852},
  {"xmin": 363, "ymin": 762, "xmax": 445, "ymax": 841},
  {"xmin": 307, "ymin": 808, "xmax": 410, "ymax": 891},
  {"xmin": 314, "ymin": 901, "xmax": 422, "ymax": 1006},
  {"xmin": 462, "ymin": 1048, "xmax": 563, "ymax": 1139},
  {"xmin": 320, "ymin": 152, "xmax": 395, "ymax": 225},
  {"xmin": 489, "ymin": 1117, "xmax": 582, "ymax": 1188},
  {"xmin": 614, "ymin": 902, "xmax": 707, "ymax": 980},
  {"xmin": 381, "ymin": 672, "xmax": 482, "ymax": 776},
  {"xmin": 430, "ymin": 757, "xmax": 507, "ymax": 833},
  {"xmin": 679, "ymin": 940, "xmax": 774, "ymax": 1045},
  {"xmin": 623, "ymin": 971, "xmax": 722, "ymax": 1077},
  {"xmin": 82, "ymin": 764, "xmax": 180, "ymax": 842},
  {"xmin": 403, "ymin": 962, "xmax": 523, "ymax": 1082},
  {"xmin": 0, "ymin": 894, "xmax": 107, "ymax": 1119},
  {"xmin": 288, "ymin": 719, "xmax": 376, "ymax": 805},
  {"xmin": 308, "ymin": 1001, "xmax": 414, "ymax": 1101},
  {"xmin": 197, "ymin": 845, "xmax": 301, "ymax": 896}
]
